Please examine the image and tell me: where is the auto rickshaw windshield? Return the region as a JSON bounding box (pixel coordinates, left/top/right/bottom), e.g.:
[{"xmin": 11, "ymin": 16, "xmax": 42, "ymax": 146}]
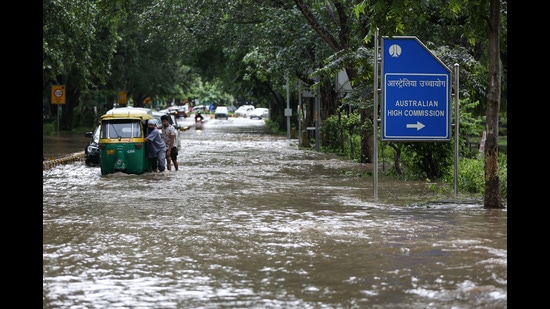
[{"xmin": 100, "ymin": 120, "xmax": 143, "ymax": 139}]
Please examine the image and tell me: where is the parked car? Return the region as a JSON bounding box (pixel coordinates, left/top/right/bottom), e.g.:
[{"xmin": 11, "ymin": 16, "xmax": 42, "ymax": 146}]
[
  {"xmin": 234, "ymin": 105, "xmax": 255, "ymax": 118},
  {"xmin": 214, "ymin": 106, "xmax": 229, "ymax": 120},
  {"xmin": 167, "ymin": 105, "xmax": 188, "ymax": 118},
  {"xmin": 249, "ymin": 108, "xmax": 269, "ymax": 120},
  {"xmin": 152, "ymin": 111, "xmax": 181, "ymax": 150},
  {"xmin": 192, "ymin": 105, "xmax": 208, "ymax": 113},
  {"xmin": 176, "ymin": 106, "xmax": 188, "ymax": 118},
  {"xmin": 153, "ymin": 111, "xmax": 181, "ymax": 130},
  {"xmin": 84, "ymin": 125, "xmax": 100, "ymax": 166},
  {"xmin": 227, "ymin": 105, "xmax": 237, "ymax": 113}
]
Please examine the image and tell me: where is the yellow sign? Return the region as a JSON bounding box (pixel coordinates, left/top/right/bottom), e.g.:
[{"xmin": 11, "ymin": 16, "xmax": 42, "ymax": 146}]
[
  {"xmin": 51, "ymin": 85, "xmax": 66, "ymax": 104},
  {"xmin": 118, "ymin": 91, "xmax": 127, "ymax": 104}
]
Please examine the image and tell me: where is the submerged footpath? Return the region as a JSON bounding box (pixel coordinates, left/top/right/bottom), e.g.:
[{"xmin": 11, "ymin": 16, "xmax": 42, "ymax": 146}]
[{"xmin": 43, "ymin": 151, "xmax": 85, "ymax": 170}]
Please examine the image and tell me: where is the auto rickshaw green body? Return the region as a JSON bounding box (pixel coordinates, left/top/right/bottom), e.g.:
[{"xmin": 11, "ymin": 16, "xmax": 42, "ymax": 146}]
[{"xmin": 99, "ymin": 108, "xmax": 154, "ymax": 175}]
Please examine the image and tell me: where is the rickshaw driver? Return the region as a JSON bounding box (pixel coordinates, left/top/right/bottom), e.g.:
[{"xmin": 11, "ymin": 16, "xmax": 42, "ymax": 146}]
[
  {"xmin": 144, "ymin": 119, "xmax": 166, "ymax": 172},
  {"xmin": 160, "ymin": 115, "xmax": 179, "ymax": 171}
]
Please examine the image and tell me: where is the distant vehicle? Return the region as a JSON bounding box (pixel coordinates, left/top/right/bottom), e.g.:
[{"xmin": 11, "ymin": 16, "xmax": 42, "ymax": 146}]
[
  {"xmin": 167, "ymin": 105, "xmax": 188, "ymax": 118},
  {"xmin": 84, "ymin": 125, "xmax": 100, "ymax": 166},
  {"xmin": 177, "ymin": 106, "xmax": 188, "ymax": 118},
  {"xmin": 153, "ymin": 111, "xmax": 181, "ymax": 130},
  {"xmin": 195, "ymin": 117, "xmax": 203, "ymax": 130},
  {"xmin": 249, "ymin": 108, "xmax": 269, "ymax": 120},
  {"xmin": 234, "ymin": 105, "xmax": 255, "ymax": 118},
  {"xmin": 227, "ymin": 105, "xmax": 237, "ymax": 113},
  {"xmin": 214, "ymin": 106, "xmax": 229, "ymax": 120},
  {"xmin": 192, "ymin": 105, "xmax": 208, "ymax": 113}
]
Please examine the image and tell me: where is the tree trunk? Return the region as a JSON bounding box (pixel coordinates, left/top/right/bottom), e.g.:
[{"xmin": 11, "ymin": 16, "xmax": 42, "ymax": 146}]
[
  {"xmin": 338, "ymin": 111, "xmax": 345, "ymax": 153},
  {"xmin": 484, "ymin": 0, "xmax": 505, "ymax": 208},
  {"xmin": 360, "ymin": 109, "xmax": 373, "ymax": 163},
  {"xmin": 60, "ymin": 82, "xmax": 79, "ymax": 131},
  {"xmin": 388, "ymin": 143, "xmax": 403, "ymax": 175}
]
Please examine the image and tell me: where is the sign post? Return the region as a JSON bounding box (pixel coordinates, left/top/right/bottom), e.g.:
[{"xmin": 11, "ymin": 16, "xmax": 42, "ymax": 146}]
[
  {"xmin": 118, "ymin": 91, "xmax": 127, "ymax": 106},
  {"xmin": 382, "ymin": 37, "xmax": 451, "ymax": 141},
  {"xmin": 51, "ymin": 85, "xmax": 66, "ymax": 104},
  {"xmin": 51, "ymin": 85, "xmax": 66, "ymax": 134}
]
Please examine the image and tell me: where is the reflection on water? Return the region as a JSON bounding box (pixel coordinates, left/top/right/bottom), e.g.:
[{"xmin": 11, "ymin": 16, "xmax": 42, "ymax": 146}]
[
  {"xmin": 43, "ymin": 117, "xmax": 507, "ymax": 308},
  {"xmin": 43, "ymin": 132, "xmax": 88, "ymax": 160}
]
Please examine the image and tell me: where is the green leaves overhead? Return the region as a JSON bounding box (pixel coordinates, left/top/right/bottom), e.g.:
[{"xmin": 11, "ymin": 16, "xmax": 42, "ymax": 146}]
[{"xmin": 44, "ymin": 0, "xmax": 506, "ymax": 117}]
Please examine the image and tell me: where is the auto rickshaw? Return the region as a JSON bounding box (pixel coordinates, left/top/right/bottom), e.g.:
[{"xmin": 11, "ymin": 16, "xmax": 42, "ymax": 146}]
[{"xmin": 98, "ymin": 107, "xmax": 154, "ymax": 175}]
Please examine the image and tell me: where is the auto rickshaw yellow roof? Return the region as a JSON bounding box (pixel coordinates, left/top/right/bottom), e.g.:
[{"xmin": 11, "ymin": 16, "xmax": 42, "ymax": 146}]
[{"xmin": 101, "ymin": 107, "xmax": 154, "ymax": 121}]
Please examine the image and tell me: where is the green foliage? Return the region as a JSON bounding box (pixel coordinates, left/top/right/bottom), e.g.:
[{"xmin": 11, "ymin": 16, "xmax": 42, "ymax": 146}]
[
  {"xmin": 457, "ymin": 98, "xmax": 484, "ymax": 136},
  {"xmin": 43, "ymin": 0, "xmax": 120, "ymax": 89},
  {"xmin": 427, "ymin": 180, "xmax": 452, "ymax": 195},
  {"xmin": 399, "ymin": 142, "xmax": 454, "ymax": 180},
  {"xmin": 498, "ymin": 154, "xmax": 508, "ymax": 199},
  {"xmin": 455, "ymin": 157, "xmax": 485, "ymax": 194},
  {"xmin": 42, "ymin": 0, "xmax": 506, "ymax": 204},
  {"xmin": 377, "ymin": 142, "xmax": 403, "ymax": 177},
  {"xmin": 43, "ymin": 122, "xmax": 57, "ymax": 136},
  {"xmin": 322, "ymin": 112, "xmax": 362, "ymax": 160},
  {"xmin": 264, "ymin": 119, "xmax": 281, "ymax": 134},
  {"xmin": 441, "ymin": 154, "xmax": 507, "ymax": 199}
]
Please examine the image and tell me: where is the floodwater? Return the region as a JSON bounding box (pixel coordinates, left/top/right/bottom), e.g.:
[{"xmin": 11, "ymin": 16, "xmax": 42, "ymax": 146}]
[
  {"xmin": 43, "ymin": 132, "xmax": 89, "ymax": 160},
  {"xmin": 43, "ymin": 117, "xmax": 507, "ymax": 308}
]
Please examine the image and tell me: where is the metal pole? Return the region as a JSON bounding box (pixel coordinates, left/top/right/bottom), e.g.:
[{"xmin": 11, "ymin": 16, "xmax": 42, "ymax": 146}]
[
  {"xmin": 453, "ymin": 63, "xmax": 460, "ymax": 198},
  {"xmin": 373, "ymin": 29, "xmax": 379, "ymax": 199},
  {"xmin": 298, "ymin": 81, "xmax": 302, "ymax": 146},
  {"xmin": 57, "ymin": 105, "xmax": 61, "ymax": 135},
  {"xmin": 315, "ymin": 74, "xmax": 320, "ymax": 151},
  {"xmin": 286, "ymin": 74, "xmax": 291, "ymax": 139}
]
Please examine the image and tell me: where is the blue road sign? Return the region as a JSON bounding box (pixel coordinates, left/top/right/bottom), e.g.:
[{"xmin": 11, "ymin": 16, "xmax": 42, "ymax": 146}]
[{"xmin": 382, "ymin": 36, "xmax": 451, "ymax": 141}]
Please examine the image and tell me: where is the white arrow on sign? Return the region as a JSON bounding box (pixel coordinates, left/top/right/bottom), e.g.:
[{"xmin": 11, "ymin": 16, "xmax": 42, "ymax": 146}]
[{"xmin": 406, "ymin": 121, "xmax": 426, "ymax": 131}]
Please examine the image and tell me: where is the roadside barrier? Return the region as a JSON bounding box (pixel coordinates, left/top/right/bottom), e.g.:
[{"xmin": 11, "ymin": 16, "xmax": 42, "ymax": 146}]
[{"xmin": 43, "ymin": 152, "xmax": 85, "ymax": 170}]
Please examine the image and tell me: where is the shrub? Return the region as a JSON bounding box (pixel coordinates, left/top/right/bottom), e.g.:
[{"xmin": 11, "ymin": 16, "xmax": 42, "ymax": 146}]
[
  {"xmin": 442, "ymin": 153, "xmax": 507, "ymax": 199},
  {"xmin": 264, "ymin": 119, "xmax": 281, "ymax": 134},
  {"xmin": 43, "ymin": 121, "xmax": 57, "ymax": 136},
  {"xmin": 322, "ymin": 112, "xmax": 362, "ymax": 160}
]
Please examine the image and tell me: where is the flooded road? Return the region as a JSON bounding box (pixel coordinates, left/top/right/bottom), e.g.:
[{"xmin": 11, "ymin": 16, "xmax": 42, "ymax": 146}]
[{"xmin": 43, "ymin": 117, "xmax": 507, "ymax": 308}]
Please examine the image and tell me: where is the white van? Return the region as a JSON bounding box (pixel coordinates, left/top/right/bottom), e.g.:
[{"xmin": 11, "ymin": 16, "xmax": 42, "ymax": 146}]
[
  {"xmin": 214, "ymin": 106, "xmax": 229, "ymax": 120},
  {"xmin": 234, "ymin": 105, "xmax": 255, "ymax": 118}
]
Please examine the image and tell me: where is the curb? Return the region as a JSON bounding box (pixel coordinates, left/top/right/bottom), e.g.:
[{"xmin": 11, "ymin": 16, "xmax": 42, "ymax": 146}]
[{"xmin": 43, "ymin": 152, "xmax": 86, "ymax": 170}]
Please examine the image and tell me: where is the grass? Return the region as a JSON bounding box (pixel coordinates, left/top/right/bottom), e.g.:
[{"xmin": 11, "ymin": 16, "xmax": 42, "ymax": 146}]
[
  {"xmin": 43, "ymin": 123, "xmax": 95, "ymax": 136},
  {"xmin": 467, "ymin": 135, "xmax": 507, "ymax": 147}
]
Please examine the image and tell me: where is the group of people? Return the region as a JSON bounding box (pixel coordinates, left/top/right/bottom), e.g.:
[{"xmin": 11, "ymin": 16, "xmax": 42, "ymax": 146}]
[
  {"xmin": 145, "ymin": 112, "xmax": 206, "ymax": 172},
  {"xmin": 144, "ymin": 115, "xmax": 179, "ymax": 172}
]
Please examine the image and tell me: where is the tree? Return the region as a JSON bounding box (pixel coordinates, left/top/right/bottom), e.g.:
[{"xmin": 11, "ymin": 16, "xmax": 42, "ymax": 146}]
[
  {"xmin": 292, "ymin": 0, "xmax": 374, "ymax": 162},
  {"xmin": 43, "ymin": 0, "xmax": 506, "ymax": 207},
  {"xmin": 353, "ymin": 0, "xmax": 506, "ymax": 207},
  {"xmin": 435, "ymin": 0, "xmax": 505, "ymax": 208},
  {"xmin": 43, "ymin": 0, "xmax": 122, "ymax": 129},
  {"xmin": 483, "ymin": 0, "xmax": 504, "ymax": 208}
]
